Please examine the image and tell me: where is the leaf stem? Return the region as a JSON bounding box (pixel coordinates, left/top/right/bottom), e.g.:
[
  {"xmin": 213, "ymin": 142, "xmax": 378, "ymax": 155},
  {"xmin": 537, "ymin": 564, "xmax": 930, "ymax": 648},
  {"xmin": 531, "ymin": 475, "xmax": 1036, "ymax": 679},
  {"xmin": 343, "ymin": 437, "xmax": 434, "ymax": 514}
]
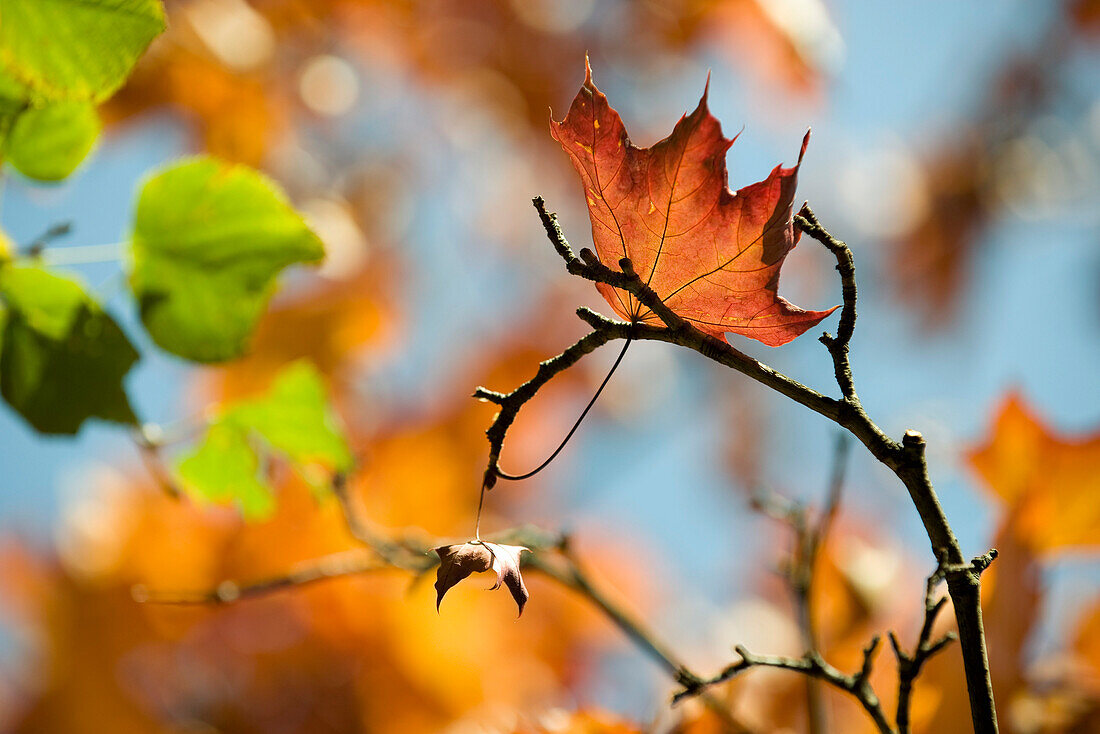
[
  {"xmin": 42, "ymin": 241, "xmax": 126, "ymax": 266},
  {"xmin": 20, "ymin": 221, "xmax": 72, "ymax": 258},
  {"xmin": 474, "ymin": 478, "xmax": 486, "ymax": 541},
  {"xmin": 493, "ymin": 335, "xmax": 631, "ymax": 482}
]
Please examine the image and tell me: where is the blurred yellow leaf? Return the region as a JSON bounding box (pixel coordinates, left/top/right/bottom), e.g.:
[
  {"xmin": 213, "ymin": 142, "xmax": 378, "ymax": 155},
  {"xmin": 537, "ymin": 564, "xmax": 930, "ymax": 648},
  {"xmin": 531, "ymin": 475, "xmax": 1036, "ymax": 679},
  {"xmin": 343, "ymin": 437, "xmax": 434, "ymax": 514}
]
[{"xmin": 968, "ymin": 392, "xmax": 1100, "ymax": 552}]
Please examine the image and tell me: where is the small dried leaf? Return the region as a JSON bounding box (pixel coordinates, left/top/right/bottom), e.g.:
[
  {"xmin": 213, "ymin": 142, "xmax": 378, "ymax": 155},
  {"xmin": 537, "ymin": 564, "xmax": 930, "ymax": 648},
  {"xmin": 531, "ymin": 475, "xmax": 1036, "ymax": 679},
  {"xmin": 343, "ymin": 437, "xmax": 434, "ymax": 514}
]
[{"xmin": 434, "ymin": 541, "xmax": 530, "ymax": 615}]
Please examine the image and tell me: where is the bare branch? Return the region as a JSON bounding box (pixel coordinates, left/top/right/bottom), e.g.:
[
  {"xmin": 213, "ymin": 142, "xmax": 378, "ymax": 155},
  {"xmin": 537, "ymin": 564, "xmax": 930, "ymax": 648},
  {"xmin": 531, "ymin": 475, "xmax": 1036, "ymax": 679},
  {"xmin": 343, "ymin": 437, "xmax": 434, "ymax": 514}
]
[
  {"xmin": 795, "ymin": 205, "xmax": 857, "ymax": 401},
  {"xmin": 135, "ymin": 498, "xmax": 753, "ymax": 731},
  {"xmin": 506, "ymin": 198, "xmax": 999, "ymax": 733},
  {"xmin": 132, "ymin": 549, "xmax": 386, "ymax": 604},
  {"xmin": 132, "ymin": 431, "xmax": 182, "ymax": 499},
  {"xmin": 331, "ymin": 472, "xmax": 433, "ymax": 572},
  {"xmin": 534, "ymin": 195, "xmax": 578, "ymax": 264},
  {"xmin": 526, "ymin": 545, "xmax": 752, "ymax": 732},
  {"xmin": 674, "ymin": 640, "xmax": 894, "ymax": 734},
  {"xmin": 475, "ymin": 327, "xmax": 619, "ymax": 490},
  {"xmin": 745, "ymin": 433, "xmax": 851, "ymax": 734},
  {"xmin": 890, "ymin": 565, "xmax": 960, "ymax": 734}
]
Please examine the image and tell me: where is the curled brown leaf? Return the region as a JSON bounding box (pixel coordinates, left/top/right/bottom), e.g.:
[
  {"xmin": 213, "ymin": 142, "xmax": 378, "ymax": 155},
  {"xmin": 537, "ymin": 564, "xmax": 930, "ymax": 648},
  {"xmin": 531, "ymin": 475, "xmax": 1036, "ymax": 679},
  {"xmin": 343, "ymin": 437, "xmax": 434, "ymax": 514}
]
[{"xmin": 434, "ymin": 541, "xmax": 530, "ymax": 616}]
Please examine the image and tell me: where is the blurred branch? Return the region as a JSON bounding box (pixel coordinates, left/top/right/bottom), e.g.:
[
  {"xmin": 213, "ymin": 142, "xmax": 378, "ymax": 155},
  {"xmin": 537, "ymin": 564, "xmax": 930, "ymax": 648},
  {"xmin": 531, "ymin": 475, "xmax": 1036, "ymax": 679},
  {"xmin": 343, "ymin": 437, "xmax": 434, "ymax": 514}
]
[
  {"xmin": 673, "ymin": 637, "xmax": 894, "ymax": 734},
  {"xmin": 469, "ymin": 197, "xmax": 999, "ymax": 733},
  {"xmin": 20, "ymin": 221, "xmax": 72, "ymax": 258},
  {"xmin": 131, "ymin": 429, "xmax": 182, "ymax": 499},
  {"xmin": 530, "ymin": 543, "xmax": 751, "ymax": 732},
  {"xmin": 139, "ymin": 473, "xmax": 752, "ymax": 732},
  {"xmin": 749, "ymin": 433, "xmax": 851, "ymax": 734},
  {"xmin": 330, "ymin": 472, "xmax": 434, "ymax": 572},
  {"xmin": 889, "ymin": 563, "xmax": 959, "ymax": 734},
  {"xmin": 131, "ymin": 549, "xmax": 386, "ymax": 604}
]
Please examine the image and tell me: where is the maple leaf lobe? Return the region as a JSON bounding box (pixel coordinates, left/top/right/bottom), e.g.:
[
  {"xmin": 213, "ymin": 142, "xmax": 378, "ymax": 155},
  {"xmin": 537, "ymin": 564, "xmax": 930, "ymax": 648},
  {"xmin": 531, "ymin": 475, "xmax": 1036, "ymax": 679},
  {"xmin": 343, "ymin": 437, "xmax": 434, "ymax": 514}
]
[
  {"xmin": 434, "ymin": 541, "xmax": 530, "ymax": 615},
  {"xmin": 550, "ymin": 63, "xmax": 837, "ymax": 347}
]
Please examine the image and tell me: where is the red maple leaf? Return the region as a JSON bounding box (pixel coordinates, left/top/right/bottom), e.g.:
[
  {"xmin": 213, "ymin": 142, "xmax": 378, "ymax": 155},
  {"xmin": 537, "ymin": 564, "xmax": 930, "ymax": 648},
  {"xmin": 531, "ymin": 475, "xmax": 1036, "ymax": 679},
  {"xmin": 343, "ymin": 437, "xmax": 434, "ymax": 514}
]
[{"xmin": 550, "ymin": 62, "xmax": 837, "ymax": 347}]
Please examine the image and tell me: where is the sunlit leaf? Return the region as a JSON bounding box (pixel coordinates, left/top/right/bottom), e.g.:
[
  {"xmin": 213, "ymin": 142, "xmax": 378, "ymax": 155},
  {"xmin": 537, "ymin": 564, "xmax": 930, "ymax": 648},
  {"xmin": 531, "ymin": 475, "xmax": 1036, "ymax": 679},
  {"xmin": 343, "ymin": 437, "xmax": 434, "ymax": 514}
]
[
  {"xmin": 551, "ymin": 62, "xmax": 836, "ymax": 347},
  {"xmin": 5, "ymin": 101, "xmax": 99, "ymax": 181},
  {"xmin": 226, "ymin": 360, "xmax": 353, "ymax": 484},
  {"xmin": 176, "ymin": 420, "xmax": 274, "ymax": 520},
  {"xmin": 129, "ymin": 157, "xmax": 325, "ymax": 363},
  {"xmin": 0, "ymin": 265, "xmax": 137, "ymax": 434},
  {"xmin": 434, "ymin": 541, "xmax": 530, "ymax": 615},
  {"xmin": 0, "ymin": 0, "xmax": 165, "ymax": 102},
  {"xmin": 175, "ymin": 361, "xmax": 349, "ymax": 518}
]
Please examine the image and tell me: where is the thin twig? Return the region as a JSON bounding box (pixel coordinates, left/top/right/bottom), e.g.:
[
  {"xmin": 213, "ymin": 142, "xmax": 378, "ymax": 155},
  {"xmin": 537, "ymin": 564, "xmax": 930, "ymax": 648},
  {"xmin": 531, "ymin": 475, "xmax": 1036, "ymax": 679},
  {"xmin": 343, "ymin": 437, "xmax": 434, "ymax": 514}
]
[
  {"xmin": 21, "ymin": 221, "xmax": 72, "ymax": 258},
  {"xmin": 491, "ymin": 336, "xmax": 632, "ymax": 483},
  {"xmin": 673, "ymin": 638, "xmax": 894, "ymax": 734},
  {"xmin": 528, "ymin": 544, "xmax": 751, "ymax": 732},
  {"xmin": 745, "ymin": 434, "xmax": 850, "ymax": 734},
  {"xmin": 889, "ymin": 554, "xmax": 993, "ymax": 734},
  {"xmin": 138, "ymin": 469, "xmax": 726, "ymax": 721},
  {"xmin": 330, "ymin": 473, "xmax": 434, "ymax": 572},
  {"xmin": 794, "ymin": 205, "xmax": 857, "ymax": 401},
  {"xmin": 474, "ymin": 328, "xmax": 619, "ymax": 490},
  {"xmin": 800, "ymin": 434, "xmax": 852, "ymax": 734},
  {"xmin": 889, "ymin": 580, "xmax": 955, "ymax": 733},
  {"xmin": 131, "ymin": 550, "xmax": 386, "ymax": 604},
  {"xmin": 132, "ymin": 431, "xmax": 182, "ymax": 499},
  {"xmin": 811, "ymin": 433, "xmax": 852, "ymax": 565}
]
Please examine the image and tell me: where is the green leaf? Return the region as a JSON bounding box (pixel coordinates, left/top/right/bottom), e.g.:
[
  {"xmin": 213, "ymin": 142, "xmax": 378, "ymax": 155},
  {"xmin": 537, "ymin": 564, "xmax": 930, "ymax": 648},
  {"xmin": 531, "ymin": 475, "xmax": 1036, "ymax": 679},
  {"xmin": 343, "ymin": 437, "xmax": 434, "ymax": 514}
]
[
  {"xmin": 176, "ymin": 421, "xmax": 274, "ymax": 520},
  {"xmin": 5, "ymin": 101, "xmax": 99, "ymax": 181},
  {"xmin": 0, "ymin": 265, "xmax": 138, "ymax": 434},
  {"xmin": 0, "ymin": 0, "xmax": 166, "ymax": 102},
  {"xmin": 228, "ymin": 360, "xmax": 354, "ymax": 480},
  {"xmin": 129, "ymin": 157, "xmax": 325, "ymax": 363},
  {"xmin": 173, "ymin": 360, "xmax": 350, "ymax": 519},
  {"xmin": 0, "ymin": 67, "xmax": 28, "ymax": 100}
]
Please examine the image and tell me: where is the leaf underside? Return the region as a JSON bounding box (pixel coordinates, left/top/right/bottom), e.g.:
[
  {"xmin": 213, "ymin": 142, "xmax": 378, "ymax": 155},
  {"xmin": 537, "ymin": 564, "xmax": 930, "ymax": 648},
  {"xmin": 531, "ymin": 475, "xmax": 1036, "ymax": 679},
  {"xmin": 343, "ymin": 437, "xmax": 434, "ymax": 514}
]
[{"xmin": 0, "ymin": 266, "xmax": 137, "ymax": 434}]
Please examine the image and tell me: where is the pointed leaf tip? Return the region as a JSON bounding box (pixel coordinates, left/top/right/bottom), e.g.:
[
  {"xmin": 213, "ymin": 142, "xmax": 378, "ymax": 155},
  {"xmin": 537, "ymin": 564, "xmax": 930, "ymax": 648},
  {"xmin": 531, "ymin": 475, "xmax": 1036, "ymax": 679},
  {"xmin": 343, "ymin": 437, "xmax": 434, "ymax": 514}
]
[{"xmin": 798, "ymin": 129, "xmax": 812, "ymax": 164}]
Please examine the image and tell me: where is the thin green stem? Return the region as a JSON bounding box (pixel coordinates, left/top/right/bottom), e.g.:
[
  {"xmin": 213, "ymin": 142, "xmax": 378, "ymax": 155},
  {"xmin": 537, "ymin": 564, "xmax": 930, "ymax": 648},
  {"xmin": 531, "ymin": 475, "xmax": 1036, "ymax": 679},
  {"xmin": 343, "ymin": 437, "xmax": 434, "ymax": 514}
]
[{"xmin": 43, "ymin": 241, "xmax": 125, "ymax": 266}]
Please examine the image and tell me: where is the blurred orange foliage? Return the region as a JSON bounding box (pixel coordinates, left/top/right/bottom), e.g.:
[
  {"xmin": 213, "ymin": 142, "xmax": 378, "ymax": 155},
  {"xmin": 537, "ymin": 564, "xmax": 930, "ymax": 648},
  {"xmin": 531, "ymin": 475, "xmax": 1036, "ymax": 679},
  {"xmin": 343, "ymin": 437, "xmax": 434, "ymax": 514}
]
[{"xmin": 969, "ymin": 392, "xmax": 1100, "ymax": 552}]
